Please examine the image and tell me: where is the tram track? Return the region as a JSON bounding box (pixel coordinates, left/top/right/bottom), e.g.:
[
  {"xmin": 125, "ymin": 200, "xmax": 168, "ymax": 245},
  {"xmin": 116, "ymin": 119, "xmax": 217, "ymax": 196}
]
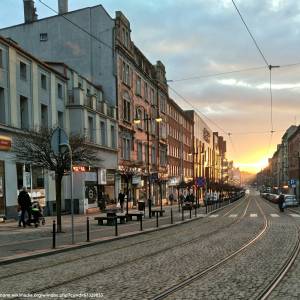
[
  {"xmin": 150, "ymin": 197, "xmax": 269, "ymax": 300},
  {"xmin": 256, "ymin": 198, "xmax": 300, "ymax": 299},
  {"xmin": 3, "ymin": 196, "xmax": 253, "ymax": 297}
]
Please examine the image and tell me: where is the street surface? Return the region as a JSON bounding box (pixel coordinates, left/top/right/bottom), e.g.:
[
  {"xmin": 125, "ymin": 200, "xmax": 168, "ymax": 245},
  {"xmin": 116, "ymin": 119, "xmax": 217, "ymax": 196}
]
[{"xmin": 1, "ymin": 190, "xmax": 300, "ymax": 299}]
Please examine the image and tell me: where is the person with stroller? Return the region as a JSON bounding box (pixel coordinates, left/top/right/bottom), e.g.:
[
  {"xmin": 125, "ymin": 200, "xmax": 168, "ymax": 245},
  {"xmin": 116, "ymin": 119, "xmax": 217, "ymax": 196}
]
[
  {"xmin": 31, "ymin": 201, "xmax": 44, "ymax": 227},
  {"xmin": 18, "ymin": 186, "xmax": 31, "ymax": 228}
]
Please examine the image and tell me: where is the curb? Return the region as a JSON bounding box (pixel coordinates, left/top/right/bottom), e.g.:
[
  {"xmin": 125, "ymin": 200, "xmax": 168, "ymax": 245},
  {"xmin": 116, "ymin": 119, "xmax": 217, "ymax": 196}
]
[{"xmin": 0, "ymin": 198, "xmax": 243, "ymax": 265}]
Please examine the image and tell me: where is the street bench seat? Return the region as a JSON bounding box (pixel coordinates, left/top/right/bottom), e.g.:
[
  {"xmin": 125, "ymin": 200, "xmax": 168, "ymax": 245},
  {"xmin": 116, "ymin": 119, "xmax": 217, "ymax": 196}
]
[
  {"xmin": 95, "ymin": 214, "xmax": 127, "ymax": 225},
  {"xmin": 126, "ymin": 211, "xmax": 143, "ymax": 221},
  {"xmin": 151, "ymin": 209, "xmax": 165, "ymax": 217}
]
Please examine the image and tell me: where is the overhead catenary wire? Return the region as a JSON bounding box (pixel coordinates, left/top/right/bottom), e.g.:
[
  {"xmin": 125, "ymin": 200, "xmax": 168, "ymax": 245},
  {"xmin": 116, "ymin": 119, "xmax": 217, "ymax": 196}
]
[{"xmin": 231, "ymin": 0, "xmax": 269, "ymax": 67}]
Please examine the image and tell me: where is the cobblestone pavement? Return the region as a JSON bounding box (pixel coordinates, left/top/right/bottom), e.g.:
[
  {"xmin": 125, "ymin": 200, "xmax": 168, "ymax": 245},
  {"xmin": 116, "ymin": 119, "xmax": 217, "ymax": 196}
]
[
  {"xmin": 2, "ymin": 193, "xmax": 298, "ymax": 300},
  {"xmin": 0, "ymin": 197, "xmax": 249, "ymax": 291},
  {"xmin": 0, "ymin": 204, "xmax": 209, "ymax": 260},
  {"xmin": 165, "ymin": 197, "xmax": 300, "ymax": 300}
]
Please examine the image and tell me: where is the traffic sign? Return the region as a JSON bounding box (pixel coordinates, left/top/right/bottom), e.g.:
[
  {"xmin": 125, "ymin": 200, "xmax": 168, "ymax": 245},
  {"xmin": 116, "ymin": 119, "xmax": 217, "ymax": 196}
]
[{"xmin": 51, "ymin": 127, "xmax": 69, "ymax": 155}]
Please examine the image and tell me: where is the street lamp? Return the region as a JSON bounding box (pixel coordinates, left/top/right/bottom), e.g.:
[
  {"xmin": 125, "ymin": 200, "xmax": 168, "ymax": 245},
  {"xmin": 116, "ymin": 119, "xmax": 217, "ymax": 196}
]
[{"xmin": 133, "ymin": 108, "xmax": 162, "ymax": 218}]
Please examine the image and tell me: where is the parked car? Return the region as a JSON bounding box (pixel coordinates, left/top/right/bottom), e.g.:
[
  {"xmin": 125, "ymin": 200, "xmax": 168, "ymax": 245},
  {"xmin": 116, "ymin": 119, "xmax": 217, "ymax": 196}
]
[{"xmin": 284, "ymin": 195, "xmax": 298, "ymax": 207}]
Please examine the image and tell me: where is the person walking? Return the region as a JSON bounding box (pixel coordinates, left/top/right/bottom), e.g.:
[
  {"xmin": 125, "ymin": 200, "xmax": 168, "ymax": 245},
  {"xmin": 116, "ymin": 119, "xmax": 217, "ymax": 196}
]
[
  {"xmin": 18, "ymin": 186, "xmax": 32, "ymax": 227},
  {"xmin": 168, "ymin": 192, "xmax": 174, "ymax": 206},
  {"xmin": 118, "ymin": 191, "xmax": 125, "ymax": 213},
  {"xmin": 278, "ymin": 193, "xmax": 285, "ymax": 212}
]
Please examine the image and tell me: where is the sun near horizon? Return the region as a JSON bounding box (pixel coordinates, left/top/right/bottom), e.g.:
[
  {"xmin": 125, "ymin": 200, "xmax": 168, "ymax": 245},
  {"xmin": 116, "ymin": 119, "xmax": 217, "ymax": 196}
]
[{"xmin": 234, "ymin": 157, "xmax": 269, "ymax": 174}]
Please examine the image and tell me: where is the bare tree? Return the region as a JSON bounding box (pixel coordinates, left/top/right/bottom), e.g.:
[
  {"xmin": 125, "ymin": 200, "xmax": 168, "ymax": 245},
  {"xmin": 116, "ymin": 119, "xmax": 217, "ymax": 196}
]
[{"xmin": 13, "ymin": 127, "xmax": 100, "ymax": 232}]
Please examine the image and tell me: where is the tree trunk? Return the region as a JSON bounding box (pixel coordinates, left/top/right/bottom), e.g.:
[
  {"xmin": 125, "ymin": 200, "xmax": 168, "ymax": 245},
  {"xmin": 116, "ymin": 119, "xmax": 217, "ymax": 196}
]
[{"xmin": 55, "ymin": 174, "xmax": 63, "ymax": 232}]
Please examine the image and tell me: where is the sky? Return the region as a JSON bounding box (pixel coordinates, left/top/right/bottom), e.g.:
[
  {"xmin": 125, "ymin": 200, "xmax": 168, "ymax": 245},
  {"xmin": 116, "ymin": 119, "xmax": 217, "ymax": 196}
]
[{"xmin": 1, "ymin": 0, "xmax": 300, "ymax": 173}]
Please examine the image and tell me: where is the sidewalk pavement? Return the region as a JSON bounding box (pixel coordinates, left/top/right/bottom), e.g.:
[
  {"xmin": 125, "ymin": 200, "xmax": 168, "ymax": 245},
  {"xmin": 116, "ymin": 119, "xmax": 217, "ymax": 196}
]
[{"xmin": 0, "ymin": 204, "xmax": 208, "ymax": 263}]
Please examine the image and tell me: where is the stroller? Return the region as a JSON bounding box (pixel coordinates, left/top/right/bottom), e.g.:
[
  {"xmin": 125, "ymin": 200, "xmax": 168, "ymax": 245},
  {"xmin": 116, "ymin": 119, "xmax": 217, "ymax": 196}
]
[{"xmin": 28, "ymin": 201, "xmax": 46, "ymax": 227}]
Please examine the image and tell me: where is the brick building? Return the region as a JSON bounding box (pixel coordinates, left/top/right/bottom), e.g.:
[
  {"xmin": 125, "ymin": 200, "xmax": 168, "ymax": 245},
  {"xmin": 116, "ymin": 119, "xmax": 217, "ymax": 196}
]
[{"xmin": 167, "ymin": 98, "xmax": 193, "ymax": 198}]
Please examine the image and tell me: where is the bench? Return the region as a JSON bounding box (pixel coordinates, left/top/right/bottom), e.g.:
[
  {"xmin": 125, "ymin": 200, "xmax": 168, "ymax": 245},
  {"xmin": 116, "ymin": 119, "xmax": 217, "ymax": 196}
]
[
  {"xmin": 95, "ymin": 214, "xmax": 127, "ymax": 225},
  {"xmin": 126, "ymin": 211, "xmax": 144, "ymax": 221},
  {"xmin": 151, "ymin": 209, "xmax": 165, "ymax": 217}
]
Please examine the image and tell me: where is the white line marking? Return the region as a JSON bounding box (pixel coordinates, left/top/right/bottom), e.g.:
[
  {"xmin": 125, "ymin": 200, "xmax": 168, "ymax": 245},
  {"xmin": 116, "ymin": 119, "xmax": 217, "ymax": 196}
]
[
  {"xmin": 229, "ymin": 214, "xmax": 238, "ymax": 218},
  {"xmin": 290, "ymin": 214, "xmax": 300, "ymax": 218},
  {"xmin": 209, "ymin": 214, "xmax": 219, "ymax": 218},
  {"xmin": 270, "ymin": 214, "xmax": 279, "ymax": 218},
  {"xmin": 250, "ymin": 214, "xmax": 257, "ymax": 218}
]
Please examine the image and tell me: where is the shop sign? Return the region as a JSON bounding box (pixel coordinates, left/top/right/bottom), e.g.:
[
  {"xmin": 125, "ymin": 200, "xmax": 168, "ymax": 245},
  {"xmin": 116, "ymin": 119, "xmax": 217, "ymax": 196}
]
[
  {"xmin": 72, "ymin": 166, "xmax": 87, "ymax": 172},
  {"xmin": 132, "ymin": 175, "xmax": 141, "ymax": 185},
  {"xmin": 168, "ymin": 177, "xmax": 180, "ymax": 186},
  {"xmin": 85, "ymin": 185, "xmax": 97, "ymax": 204},
  {"xmin": 0, "ymin": 136, "xmax": 12, "ymax": 151},
  {"xmin": 98, "ymin": 169, "xmax": 107, "ymax": 185}
]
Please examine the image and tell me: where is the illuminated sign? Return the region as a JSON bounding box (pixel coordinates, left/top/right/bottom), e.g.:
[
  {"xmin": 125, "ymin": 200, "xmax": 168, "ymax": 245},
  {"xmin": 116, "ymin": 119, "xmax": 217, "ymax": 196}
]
[
  {"xmin": 0, "ymin": 136, "xmax": 12, "ymax": 151},
  {"xmin": 72, "ymin": 166, "xmax": 86, "ymax": 172}
]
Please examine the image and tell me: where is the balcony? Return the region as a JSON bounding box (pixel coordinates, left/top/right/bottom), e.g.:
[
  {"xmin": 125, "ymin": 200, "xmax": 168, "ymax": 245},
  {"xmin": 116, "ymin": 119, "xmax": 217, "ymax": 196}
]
[{"xmin": 84, "ymin": 95, "xmax": 96, "ymax": 110}]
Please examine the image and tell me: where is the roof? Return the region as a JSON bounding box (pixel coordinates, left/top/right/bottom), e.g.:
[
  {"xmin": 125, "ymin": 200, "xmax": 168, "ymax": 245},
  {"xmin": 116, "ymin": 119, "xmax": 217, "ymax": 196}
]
[
  {"xmin": 0, "ymin": 35, "xmax": 67, "ymax": 80},
  {"xmin": 0, "ymin": 5, "xmax": 112, "ymax": 31}
]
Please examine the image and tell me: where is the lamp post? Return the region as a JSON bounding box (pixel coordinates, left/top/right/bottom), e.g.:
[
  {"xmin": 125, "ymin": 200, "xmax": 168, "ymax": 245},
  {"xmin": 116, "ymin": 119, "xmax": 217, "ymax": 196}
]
[{"xmin": 134, "ymin": 108, "xmax": 162, "ymax": 218}]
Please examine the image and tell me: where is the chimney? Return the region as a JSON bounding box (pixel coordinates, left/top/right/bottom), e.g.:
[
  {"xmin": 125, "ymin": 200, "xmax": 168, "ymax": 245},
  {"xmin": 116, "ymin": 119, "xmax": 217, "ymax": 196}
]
[
  {"xmin": 23, "ymin": 0, "xmax": 37, "ymax": 23},
  {"xmin": 58, "ymin": 0, "xmax": 68, "ymax": 15}
]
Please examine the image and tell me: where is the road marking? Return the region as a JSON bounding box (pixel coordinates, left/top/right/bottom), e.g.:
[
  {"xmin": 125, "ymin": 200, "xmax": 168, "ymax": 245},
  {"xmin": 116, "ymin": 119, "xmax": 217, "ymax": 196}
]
[
  {"xmin": 270, "ymin": 214, "xmax": 279, "ymax": 218},
  {"xmin": 229, "ymin": 214, "xmax": 238, "ymax": 218},
  {"xmin": 290, "ymin": 214, "xmax": 300, "ymax": 218},
  {"xmin": 250, "ymin": 214, "xmax": 257, "ymax": 218},
  {"xmin": 209, "ymin": 214, "xmax": 219, "ymax": 218}
]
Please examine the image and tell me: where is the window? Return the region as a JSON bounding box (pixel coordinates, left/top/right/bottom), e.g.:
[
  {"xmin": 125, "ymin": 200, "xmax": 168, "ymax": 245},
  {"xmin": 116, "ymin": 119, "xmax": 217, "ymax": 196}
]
[
  {"xmin": 151, "ymin": 145, "xmax": 156, "ymax": 164},
  {"xmin": 58, "ymin": 111, "xmax": 64, "ymax": 128},
  {"xmin": 137, "ymin": 142, "xmax": 143, "ymax": 161},
  {"xmin": 100, "ymin": 121, "xmax": 106, "ymax": 146},
  {"xmin": 144, "ymin": 82, "xmax": 148, "ymax": 100},
  {"xmin": 111, "ymin": 125, "xmax": 116, "ymax": 148},
  {"xmin": 20, "ymin": 62, "xmax": 27, "ymax": 81},
  {"xmin": 122, "ymin": 137, "xmax": 131, "ymax": 160},
  {"xmin": 122, "ymin": 61, "xmax": 131, "ymax": 86},
  {"xmin": 123, "ymin": 93, "xmax": 131, "ymax": 122},
  {"xmin": 136, "ymin": 76, "xmax": 141, "ymax": 96},
  {"xmin": 20, "ymin": 95, "xmax": 29, "ymax": 129},
  {"xmin": 40, "ymin": 33, "xmax": 48, "ymax": 41},
  {"xmin": 0, "ymin": 88, "xmax": 5, "ymax": 124},
  {"xmin": 57, "ymin": 83, "xmax": 63, "ymax": 99},
  {"xmin": 41, "ymin": 104, "xmax": 48, "ymax": 127},
  {"xmin": 0, "ymin": 49, "xmax": 3, "ymax": 68},
  {"xmin": 150, "ymin": 88, "xmax": 155, "ymax": 104},
  {"xmin": 88, "ymin": 116, "xmax": 94, "ymax": 142},
  {"xmin": 41, "ymin": 74, "xmax": 47, "ymax": 90},
  {"xmin": 136, "ymin": 108, "xmax": 143, "ymax": 129}
]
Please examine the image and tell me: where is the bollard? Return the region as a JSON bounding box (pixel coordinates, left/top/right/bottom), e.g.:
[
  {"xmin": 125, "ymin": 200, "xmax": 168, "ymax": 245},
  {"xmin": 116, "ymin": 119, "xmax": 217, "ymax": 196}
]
[
  {"xmin": 195, "ymin": 205, "xmax": 197, "ymax": 217},
  {"xmin": 171, "ymin": 208, "xmax": 173, "ymax": 224},
  {"xmin": 189, "ymin": 208, "xmax": 192, "ymax": 219},
  {"xmin": 114, "ymin": 217, "xmax": 118, "ymax": 236},
  {"xmin": 140, "ymin": 216, "xmax": 143, "ymax": 231},
  {"xmin": 52, "ymin": 220, "xmax": 56, "ymax": 249},
  {"xmin": 205, "ymin": 204, "xmax": 208, "ymax": 214},
  {"xmin": 86, "ymin": 217, "xmax": 90, "ymax": 242},
  {"xmin": 156, "ymin": 212, "xmax": 159, "ymax": 228},
  {"xmin": 182, "ymin": 208, "xmax": 184, "ymax": 221}
]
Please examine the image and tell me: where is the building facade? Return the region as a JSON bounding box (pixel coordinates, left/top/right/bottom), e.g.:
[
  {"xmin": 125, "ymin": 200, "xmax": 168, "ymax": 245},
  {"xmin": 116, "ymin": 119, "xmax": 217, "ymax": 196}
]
[
  {"xmin": 0, "ymin": 36, "xmax": 68, "ymax": 218},
  {"xmin": 115, "ymin": 12, "xmax": 168, "ymax": 206},
  {"xmin": 167, "ymin": 98, "xmax": 193, "ymax": 197}
]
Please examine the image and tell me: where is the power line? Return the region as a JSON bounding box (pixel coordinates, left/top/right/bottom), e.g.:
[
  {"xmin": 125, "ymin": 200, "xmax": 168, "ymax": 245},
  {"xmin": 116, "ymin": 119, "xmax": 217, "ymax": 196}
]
[
  {"xmin": 38, "ymin": 0, "xmax": 113, "ymax": 51},
  {"xmin": 231, "ymin": 0, "xmax": 269, "ymax": 67}
]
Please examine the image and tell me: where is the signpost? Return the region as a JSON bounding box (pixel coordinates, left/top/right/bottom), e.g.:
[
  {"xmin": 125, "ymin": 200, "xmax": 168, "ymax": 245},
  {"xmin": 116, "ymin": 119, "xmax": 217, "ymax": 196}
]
[{"xmin": 50, "ymin": 128, "xmax": 75, "ymax": 244}]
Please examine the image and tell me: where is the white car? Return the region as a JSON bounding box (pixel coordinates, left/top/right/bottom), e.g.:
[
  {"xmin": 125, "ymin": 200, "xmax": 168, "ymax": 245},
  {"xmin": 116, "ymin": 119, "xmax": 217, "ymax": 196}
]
[{"xmin": 284, "ymin": 195, "xmax": 298, "ymax": 207}]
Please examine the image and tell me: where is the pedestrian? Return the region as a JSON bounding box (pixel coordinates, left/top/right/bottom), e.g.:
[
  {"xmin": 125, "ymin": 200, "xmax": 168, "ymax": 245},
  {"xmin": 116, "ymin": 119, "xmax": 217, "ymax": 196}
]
[
  {"xmin": 168, "ymin": 192, "xmax": 174, "ymax": 205},
  {"xmin": 17, "ymin": 205, "xmax": 22, "ymax": 227},
  {"xmin": 278, "ymin": 193, "xmax": 285, "ymax": 212},
  {"xmin": 118, "ymin": 191, "xmax": 125, "ymax": 213},
  {"xmin": 18, "ymin": 186, "xmax": 32, "ymax": 228}
]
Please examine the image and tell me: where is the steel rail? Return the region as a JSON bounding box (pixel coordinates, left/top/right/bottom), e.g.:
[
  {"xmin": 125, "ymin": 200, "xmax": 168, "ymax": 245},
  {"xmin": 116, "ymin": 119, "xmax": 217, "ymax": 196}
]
[
  {"xmin": 150, "ymin": 197, "xmax": 269, "ymax": 300},
  {"xmin": 257, "ymin": 197, "xmax": 300, "ymax": 299}
]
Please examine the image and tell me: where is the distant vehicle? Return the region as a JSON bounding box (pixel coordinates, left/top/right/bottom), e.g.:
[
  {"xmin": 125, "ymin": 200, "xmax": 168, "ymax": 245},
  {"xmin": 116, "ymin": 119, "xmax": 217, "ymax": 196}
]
[
  {"xmin": 245, "ymin": 189, "xmax": 250, "ymax": 194},
  {"xmin": 284, "ymin": 195, "xmax": 298, "ymax": 207}
]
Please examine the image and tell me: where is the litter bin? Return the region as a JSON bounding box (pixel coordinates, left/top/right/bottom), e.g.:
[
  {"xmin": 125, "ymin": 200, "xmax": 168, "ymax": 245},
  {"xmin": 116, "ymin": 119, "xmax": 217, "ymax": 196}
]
[{"xmin": 138, "ymin": 201, "xmax": 145, "ymax": 211}]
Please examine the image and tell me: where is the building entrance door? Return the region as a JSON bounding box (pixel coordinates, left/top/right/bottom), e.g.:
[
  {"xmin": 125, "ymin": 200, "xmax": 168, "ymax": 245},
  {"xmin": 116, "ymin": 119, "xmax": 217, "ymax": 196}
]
[{"xmin": 0, "ymin": 161, "xmax": 5, "ymax": 215}]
